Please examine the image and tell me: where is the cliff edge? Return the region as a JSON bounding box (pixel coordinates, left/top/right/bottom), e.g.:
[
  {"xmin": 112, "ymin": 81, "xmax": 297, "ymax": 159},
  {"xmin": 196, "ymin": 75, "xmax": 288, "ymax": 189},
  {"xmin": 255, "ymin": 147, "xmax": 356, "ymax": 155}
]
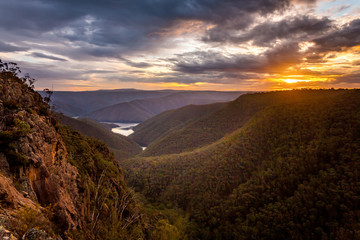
[{"xmin": 0, "ymin": 65, "xmax": 145, "ymax": 239}]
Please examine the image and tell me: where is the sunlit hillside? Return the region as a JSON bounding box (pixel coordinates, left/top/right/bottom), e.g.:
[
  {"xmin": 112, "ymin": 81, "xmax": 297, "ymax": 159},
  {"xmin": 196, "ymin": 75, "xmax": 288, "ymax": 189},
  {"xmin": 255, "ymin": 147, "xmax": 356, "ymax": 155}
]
[{"xmin": 124, "ymin": 89, "xmax": 360, "ymax": 239}]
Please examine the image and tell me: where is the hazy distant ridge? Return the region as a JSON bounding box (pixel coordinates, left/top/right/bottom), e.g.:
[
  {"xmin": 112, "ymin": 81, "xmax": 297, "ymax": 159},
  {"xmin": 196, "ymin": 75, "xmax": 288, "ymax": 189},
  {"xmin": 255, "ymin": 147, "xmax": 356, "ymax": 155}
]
[
  {"xmin": 40, "ymin": 89, "xmax": 244, "ymax": 122},
  {"xmin": 86, "ymin": 91, "xmax": 243, "ymax": 122}
]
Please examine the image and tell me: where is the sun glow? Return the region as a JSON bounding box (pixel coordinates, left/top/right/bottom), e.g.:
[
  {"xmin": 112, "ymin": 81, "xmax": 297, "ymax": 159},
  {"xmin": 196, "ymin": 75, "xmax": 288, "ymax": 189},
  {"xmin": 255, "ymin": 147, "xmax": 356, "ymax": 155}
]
[
  {"xmin": 276, "ymin": 76, "xmax": 332, "ymax": 85},
  {"xmin": 283, "ymin": 79, "xmax": 310, "ymax": 84}
]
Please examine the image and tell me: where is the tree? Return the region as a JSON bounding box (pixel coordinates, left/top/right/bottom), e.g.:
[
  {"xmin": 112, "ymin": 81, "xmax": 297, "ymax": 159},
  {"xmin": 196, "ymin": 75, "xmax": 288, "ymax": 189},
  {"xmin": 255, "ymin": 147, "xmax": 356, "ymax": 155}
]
[
  {"xmin": 0, "ymin": 59, "xmax": 21, "ymax": 75},
  {"xmin": 43, "ymin": 88, "xmax": 53, "ymax": 104},
  {"xmin": 22, "ymin": 73, "xmax": 37, "ymax": 89}
]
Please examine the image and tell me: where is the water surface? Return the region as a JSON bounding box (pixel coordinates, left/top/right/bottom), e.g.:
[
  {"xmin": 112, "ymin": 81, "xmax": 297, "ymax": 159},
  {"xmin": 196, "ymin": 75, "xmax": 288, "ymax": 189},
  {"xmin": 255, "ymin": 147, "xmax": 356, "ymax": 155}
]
[{"xmin": 103, "ymin": 122, "xmax": 139, "ymax": 136}]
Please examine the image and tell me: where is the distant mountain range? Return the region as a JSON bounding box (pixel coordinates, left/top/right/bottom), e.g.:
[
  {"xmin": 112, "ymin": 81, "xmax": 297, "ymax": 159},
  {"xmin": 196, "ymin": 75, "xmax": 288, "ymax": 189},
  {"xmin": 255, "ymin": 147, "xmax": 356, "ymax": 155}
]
[{"xmin": 40, "ymin": 89, "xmax": 245, "ymax": 122}]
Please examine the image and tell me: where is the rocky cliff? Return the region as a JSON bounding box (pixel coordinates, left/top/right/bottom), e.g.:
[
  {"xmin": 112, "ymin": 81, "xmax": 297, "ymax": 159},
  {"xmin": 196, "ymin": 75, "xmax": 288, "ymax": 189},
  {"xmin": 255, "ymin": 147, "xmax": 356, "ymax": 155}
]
[{"xmin": 0, "ymin": 68, "xmax": 146, "ymax": 238}]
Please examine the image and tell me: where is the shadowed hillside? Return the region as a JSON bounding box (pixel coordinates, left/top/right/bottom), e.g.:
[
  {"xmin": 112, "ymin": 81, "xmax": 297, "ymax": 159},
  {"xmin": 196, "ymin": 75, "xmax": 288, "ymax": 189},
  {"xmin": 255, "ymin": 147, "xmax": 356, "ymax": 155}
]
[
  {"xmin": 55, "ymin": 114, "xmax": 142, "ymax": 160},
  {"xmin": 130, "ymin": 102, "xmax": 225, "ymax": 146},
  {"xmin": 124, "ymin": 89, "xmax": 360, "ymax": 239}
]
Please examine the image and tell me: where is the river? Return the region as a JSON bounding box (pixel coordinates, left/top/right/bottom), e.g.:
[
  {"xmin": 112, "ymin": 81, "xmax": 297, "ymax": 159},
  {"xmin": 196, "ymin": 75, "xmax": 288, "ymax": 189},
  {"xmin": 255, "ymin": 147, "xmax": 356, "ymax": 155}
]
[{"xmin": 102, "ymin": 122, "xmax": 147, "ymax": 150}]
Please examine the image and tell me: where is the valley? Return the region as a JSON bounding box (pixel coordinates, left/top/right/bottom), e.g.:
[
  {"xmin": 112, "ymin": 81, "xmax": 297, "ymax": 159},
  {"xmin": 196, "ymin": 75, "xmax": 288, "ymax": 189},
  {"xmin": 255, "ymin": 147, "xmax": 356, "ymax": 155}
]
[
  {"xmin": 1, "ymin": 62, "xmax": 360, "ymax": 239},
  {"xmin": 54, "ymin": 87, "xmax": 360, "ymax": 239},
  {"xmin": 124, "ymin": 89, "xmax": 360, "ymax": 239},
  {"xmin": 2, "ymin": 0, "xmax": 360, "ymax": 238}
]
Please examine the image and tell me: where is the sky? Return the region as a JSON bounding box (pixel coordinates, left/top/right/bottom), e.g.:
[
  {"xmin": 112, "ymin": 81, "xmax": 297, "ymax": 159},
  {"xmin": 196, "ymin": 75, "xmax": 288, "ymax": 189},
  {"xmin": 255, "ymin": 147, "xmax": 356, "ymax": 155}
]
[{"xmin": 0, "ymin": 0, "xmax": 360, "ymax": 91}]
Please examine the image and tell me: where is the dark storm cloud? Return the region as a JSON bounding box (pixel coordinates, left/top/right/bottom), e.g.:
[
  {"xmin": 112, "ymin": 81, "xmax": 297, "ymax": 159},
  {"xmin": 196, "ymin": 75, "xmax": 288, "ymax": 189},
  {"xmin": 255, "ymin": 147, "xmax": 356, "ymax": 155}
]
[
  {"xmin": 173, "ymin": 17, "xmax": 360, "ymax": 77},
  {"xmin": 31, "ymin": 52, "xmax": 68, "ymax": 61},
  {"xmin": 312, "ymin": 19, "xmax": 360, "ymax": 52},
  {"xmin": 0, "ymin": 1, "xmax": 81, "ymax": 36},
  {"xmin": 0, "ymin": 41, "xmax": 29, "ymax": 52},
  {"xmin": 295, "ymin": 19, "xmax": 360, "ymax": 64},
  {"xmin": 173, "ymin": 41, "xmax": 303, "ymax": 74},
  {"xmin": 204, "ymin": 15, "xmax": 333, "ymax": 46},
  {"xmin": 111, "ymin": 70, "xmax": 263, "ymax": 85},
  {"xmin": 0, "ymin": 0, "xmax": 310, "ymax": 58},
  {"xmin": 172, "ymin": 51, "xmax": 263, "ymax": 74}
]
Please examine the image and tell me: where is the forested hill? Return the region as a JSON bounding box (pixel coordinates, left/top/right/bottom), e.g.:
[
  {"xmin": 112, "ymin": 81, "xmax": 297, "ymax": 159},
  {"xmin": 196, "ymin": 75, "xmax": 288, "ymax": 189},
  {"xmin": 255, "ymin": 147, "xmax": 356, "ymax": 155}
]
[
  {"xmin": 124, "ymin": 89, "xmax": 360, "ymax": 239},
  {"xmin": 141, "ymin": 90, "xmax": 348, "ymax": 156},
  {"xmin": 130, "ymin": 102, "xmax": 225, "ymax": 146},
  {"xmin": 55, "ymin": 114, "xmax": 142, "ymax": 160}
]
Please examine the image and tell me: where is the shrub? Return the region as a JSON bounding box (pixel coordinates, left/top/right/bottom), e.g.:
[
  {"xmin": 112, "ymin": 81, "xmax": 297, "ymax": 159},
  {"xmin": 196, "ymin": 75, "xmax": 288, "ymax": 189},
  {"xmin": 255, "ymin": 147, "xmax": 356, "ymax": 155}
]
[
  {"xmin": 8, "ymin": 205, "xmax": 53, "ymax": 238},
  {"xmin": 14, "ymin": 119, "xmax": 31, "ymax": 136},
  {"xmin": 3, "ymin": 99, "xmax": 19, "ymax": 110}
]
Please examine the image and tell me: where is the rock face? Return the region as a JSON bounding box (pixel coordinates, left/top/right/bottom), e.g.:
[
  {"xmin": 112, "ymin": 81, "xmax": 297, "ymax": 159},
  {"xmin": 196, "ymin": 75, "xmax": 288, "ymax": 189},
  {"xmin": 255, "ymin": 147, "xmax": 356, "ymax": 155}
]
[
  {"xmin": 0, "ymin": 72, "xmax": 80, "ymax": 234},
  {"xmin": 0, "ymin": 70, "xmax": 146, "ymax": 239}
]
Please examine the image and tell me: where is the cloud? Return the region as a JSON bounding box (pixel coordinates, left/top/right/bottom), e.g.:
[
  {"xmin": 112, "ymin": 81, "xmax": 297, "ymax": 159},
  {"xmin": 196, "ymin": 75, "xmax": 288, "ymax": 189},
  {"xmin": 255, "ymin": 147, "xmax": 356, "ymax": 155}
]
[
  {"xmin": 352, "ymin": 60, "xmax": 360, "ymax": 66},
  {"xmin": 293, "ymin": 18, "xmax": 360, "ymax": 65},
  {"xmin": 0, "ymin": 0, "xmax": 313, "ymax": 58},
  {"xmin": 119, "ymin": 57, "xmax": 152, "ymax": 68},
  {"xmin": 173, "ymin": 51, "xmax": 264, "ymax": 73},
  {"xmin": 312, "ymin": 19, "xmax": 360, "ymax": 52},
  {"xmin": 172, "ymin": 41, "xmax": 303, "ymax": 74},
  {"xmin": 203, "ymin": 15, "xmax": 333, "ymax": 46},
  {"xmin": 0, "ymin": 1, "xmax": 81, "ymax": 36},
  {"xmin": 335, "ymin": 72, "xmax": 360, "ymax": 83},
  {"xmin": 31, "ymin": 52, "xmax": 68, "ymax": 61},
  {"xmin": 0, "ymin": 0, "xmax": 359, "ymax": 90},
  {"xmin": 0, "ymin": 41, "xmax": 29, "ymax": 52},
  {"xmin": 15, "ymin": 61, "xmax": 84, "ymax": 81},
  {"xmin": 110, "ymin": 70, "xmax": 264, "ymax": 86}
]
